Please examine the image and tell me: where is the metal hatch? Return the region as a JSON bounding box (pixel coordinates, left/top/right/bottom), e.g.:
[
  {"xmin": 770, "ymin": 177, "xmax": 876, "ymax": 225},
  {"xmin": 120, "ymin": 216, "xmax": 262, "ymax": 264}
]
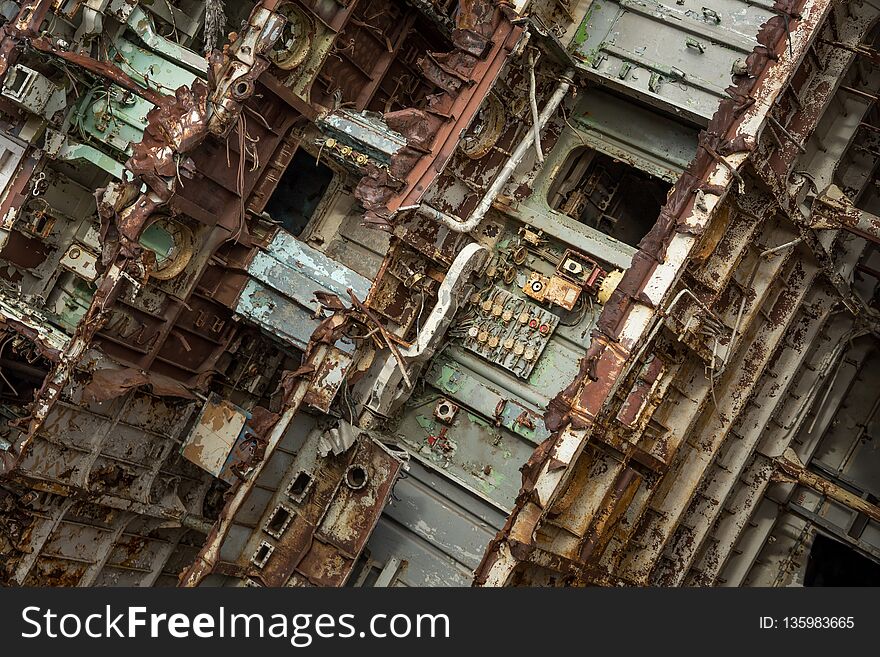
[{"xmin": 570, "ymin": 0, "xmax": 775, "ymax": 123}]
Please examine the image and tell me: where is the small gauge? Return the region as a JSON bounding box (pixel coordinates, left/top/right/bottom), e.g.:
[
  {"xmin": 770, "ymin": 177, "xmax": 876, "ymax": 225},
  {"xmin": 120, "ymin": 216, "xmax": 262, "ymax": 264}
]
[
  {"xmin": 488, "ymin": 335, "xmax": 500, "ymax": 348},
  {"xmin": 501, "ymin": 309, "xmax": 513, "ymax": 322},
  {"xmin": 492, "ymin": 303, "xmax": 503, "ymax": 316},
  {"xmin": 528, "ymin": 318, "xmax": 538, "ymax": 330},
  {"xmin": 503, "ymin": 338, "xmax": 515, "ymax": 350},
  {"xmin": 478, "ymin": 331, "xmax": 489, "ymax": 343},
  {"xmin": 513, "ymin": 342, "xmax": 525, "ymax": 356},
  {"xmin": 538, "ymin": 323, "xmax": 550, "ymax": 335},
  {"xmin": 468, "ymin": 326, "xmax": 479, "ymax": 338},
  {"xmin": 519, "ymin": 312, "xmax": 530, "ymax": 324},
  {"xmin": 481, "ymin": 299, "xmax": 493, "ymax": 313},
  {"xmin": 524, "ymin": 347, "xmax": 536, "ymax": 361}
]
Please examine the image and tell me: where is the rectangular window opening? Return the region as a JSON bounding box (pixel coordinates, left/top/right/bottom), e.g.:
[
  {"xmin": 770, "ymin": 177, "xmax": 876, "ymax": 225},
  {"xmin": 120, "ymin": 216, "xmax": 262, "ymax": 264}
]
[
  {"xmin": 251, "ymin": 541, "xmax": 274, "ymax": 569},
  {"xmin": 264, "ymin": 503, "xmax": 295, "ymax": 539},
  {"xmin": 286, "ymin": 471, "xmax": 313, "ymax": 503}
]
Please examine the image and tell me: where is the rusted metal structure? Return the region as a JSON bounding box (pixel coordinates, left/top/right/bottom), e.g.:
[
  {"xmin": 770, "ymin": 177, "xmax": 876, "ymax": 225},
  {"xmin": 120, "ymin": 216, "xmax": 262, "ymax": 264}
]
[{"xmin": 0, "ymin": 0, "xmax": 876, "ymax": 588}]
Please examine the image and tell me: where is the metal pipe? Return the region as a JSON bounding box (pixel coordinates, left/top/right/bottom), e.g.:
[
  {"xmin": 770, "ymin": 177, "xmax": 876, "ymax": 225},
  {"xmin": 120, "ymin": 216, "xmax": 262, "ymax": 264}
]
[
  {"xmin": 528, "ymin": 51, "xmax": 544, "ymax": 164},
  {"xmin": 761, "ymin": 236, "xmax": 803, "ymax": 256},
  {"xmin": 839, "ymin": 84, "xmax": 879, "ymax": 103},
  {"xmin": 179, "ymin": 512, "xmax": 216, "ymax": 534},
  {"xmin": 0, "ymin": 357, "xmax": 48, "ymax": 380},
  {"xmin": 418, "ymin": 68, "xmax": 576, "ymax": 234}
]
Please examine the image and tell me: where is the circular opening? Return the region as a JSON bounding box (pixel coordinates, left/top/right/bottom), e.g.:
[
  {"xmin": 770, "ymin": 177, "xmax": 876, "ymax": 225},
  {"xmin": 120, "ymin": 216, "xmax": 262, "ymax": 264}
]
[
  {"xmin": 344, "ymin": 465, "xmax": 368, "ymax": 490},
  {"xmin": 438, "ymin": 403, "xmax": 450, "ymax": 415},
  {"xmin": 234, "ymin": 80, "xmax": 252, "ymax": 98},
  {"xmin": 461, "ymin": 94, "xmax": 506, "ymax": 160},
  {"xmin": 138, "ymin": 216, "xmax": 194, "ymax": 280},
  {"xmin": 269, "ymin": 4, "xmax": 313, "ymax": 70},
  {"xmin": 140, "ymin": 222, "xmax": 175, "ymax": 262}
]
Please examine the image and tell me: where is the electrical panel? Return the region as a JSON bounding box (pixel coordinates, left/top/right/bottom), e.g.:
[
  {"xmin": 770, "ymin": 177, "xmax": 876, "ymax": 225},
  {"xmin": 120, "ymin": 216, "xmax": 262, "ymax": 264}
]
[
  {"xmin": 523, "ymin": 271, "xmax": 581, "ymax": 311},
  {"xmin": 462, "ymin": 286, "xmax": 559, "ymax": 379},
  {"xmin": 520, "ymin": 249, "xmax": 605, "ymax": 312},
  {"xmin": 557, "ymin": 249, "xmax": 604, "ymax": 289}
]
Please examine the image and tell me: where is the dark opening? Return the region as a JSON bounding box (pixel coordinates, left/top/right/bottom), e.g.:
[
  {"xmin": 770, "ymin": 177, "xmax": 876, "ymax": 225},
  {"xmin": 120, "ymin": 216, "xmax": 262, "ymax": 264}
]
[
  {"xmin": 264, "ymin": 149, "xmax": 334, "ymax": 237},
  {"xmin": 287, "ymin": 471, "xmax": 312, "ymax": 501},
  {"xmin": 32, "ymin": 213, "xmax": 50, "ymax": 236},
  {"xmin": 22, "ymin": 200, "xmax": 56, "ymax": 239},
  {"xmin": 252, "ymin": 542, "xmax": 273, "ymax": 567},
  {"xmin": 347, "ymin": 551, "xmax": 382, "ymax": 587},
  {"xmin": 803, "ymin": 534, "xmax": 880, "ymax": 586},
  {"xmin": 265, "ymin": 505, "xmax": 292, "ymax": 537},
  {"xmin": 345, "ymin": 465, "xmax": 368, "ymax": 490},
  {"xmin": 5, "ymin": 66, "xmax": 27, "ymax": 95},
  {"xmin": 0, "ymin": 333, "xmax": 52, "ymax": 411},
  {"xmin": 548, "ymin": 149, "xmax": 671, "ymax": 247}
]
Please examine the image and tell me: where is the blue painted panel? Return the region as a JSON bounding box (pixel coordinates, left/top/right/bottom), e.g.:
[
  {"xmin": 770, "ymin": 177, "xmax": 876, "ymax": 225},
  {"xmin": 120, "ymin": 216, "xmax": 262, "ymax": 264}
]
[{"xmin": 236, "ymin": 231, "xmax": 370, "ymax": 352}]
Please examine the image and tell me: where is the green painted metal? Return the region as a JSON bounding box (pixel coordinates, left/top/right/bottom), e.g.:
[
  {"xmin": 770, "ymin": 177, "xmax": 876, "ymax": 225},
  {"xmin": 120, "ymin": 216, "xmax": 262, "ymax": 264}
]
[
  {"xmin": 58, "ymin": 141, "xmax": 126, "ymax": 179},
  {"xmin": 71, "ymin": 18, "xmax": 200, "ymax": 157}
]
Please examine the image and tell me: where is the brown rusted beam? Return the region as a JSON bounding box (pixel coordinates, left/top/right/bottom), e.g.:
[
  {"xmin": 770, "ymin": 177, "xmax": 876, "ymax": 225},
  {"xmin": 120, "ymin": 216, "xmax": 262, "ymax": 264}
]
[
  {"xmin": 260, "ymin": 74, "xmax": 319, "ymax": 121},
  {"xmin": 505, "ymin": 539, "xmax": 628, "ymax": 586},
  {"xmin": 818, "ymin": 38, "xmax": 880, "ymax": 66},
  {"xmin": 774, "ymin": 448, "xmax": 880, "ymax": 524},
  {"xmin": 856, "ymin": 263, "xmax": 880, "ymax": 279},
  {"xmin": 0, "ymin": 357, "xmax": 49, "ymax": 380},
  {"xmin": 813, "ymin": 184, "xmax": 880, "ymax": 245},
  {"xmin": 29, "ymin": 37, "xmax": 171, "ymax": 108}
]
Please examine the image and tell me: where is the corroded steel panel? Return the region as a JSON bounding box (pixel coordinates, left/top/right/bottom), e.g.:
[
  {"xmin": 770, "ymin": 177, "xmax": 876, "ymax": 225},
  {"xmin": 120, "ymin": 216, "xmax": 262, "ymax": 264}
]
[{"xmin": 0, "ymin": 0, "xmax": 875, "ymax": 591}]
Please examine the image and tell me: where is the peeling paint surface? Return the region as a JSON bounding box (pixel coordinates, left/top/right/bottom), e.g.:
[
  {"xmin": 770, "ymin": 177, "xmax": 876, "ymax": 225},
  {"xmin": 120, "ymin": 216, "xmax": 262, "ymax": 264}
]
[{"xmin": 0, "ymin": 0, "xmax": 875, "ymax": 590}]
